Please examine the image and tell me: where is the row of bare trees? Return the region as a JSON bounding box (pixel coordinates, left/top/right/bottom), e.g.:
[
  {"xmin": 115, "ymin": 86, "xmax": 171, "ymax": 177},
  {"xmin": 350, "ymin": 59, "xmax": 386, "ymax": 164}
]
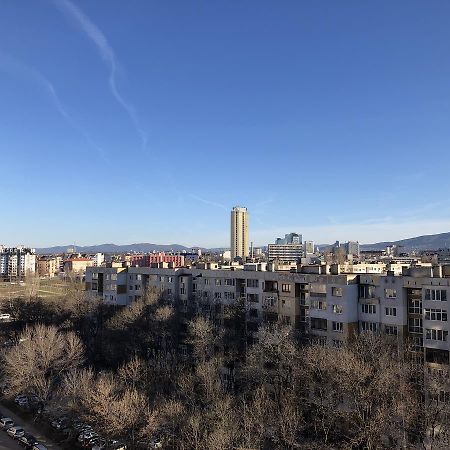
[{"xmin": 1, "ymin": 283, "xmax": 450, "ymax": 449}]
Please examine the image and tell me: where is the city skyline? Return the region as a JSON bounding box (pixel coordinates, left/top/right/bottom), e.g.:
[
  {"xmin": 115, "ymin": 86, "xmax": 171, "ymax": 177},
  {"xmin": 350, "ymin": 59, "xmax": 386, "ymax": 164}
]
[{"xmin": 2, "ymin": 1, "xmax": 450, "ymax": 246}]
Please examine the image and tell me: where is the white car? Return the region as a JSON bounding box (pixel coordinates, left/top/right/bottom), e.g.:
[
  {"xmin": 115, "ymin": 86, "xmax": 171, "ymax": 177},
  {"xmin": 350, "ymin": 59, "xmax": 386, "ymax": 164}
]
[
  {"xmin": 0, "ymin": 417, "xmax": 14, "ymax": 430},
  {"xmin": 6, "ymin": 426, "xmax": 25, "ymax": 438}
]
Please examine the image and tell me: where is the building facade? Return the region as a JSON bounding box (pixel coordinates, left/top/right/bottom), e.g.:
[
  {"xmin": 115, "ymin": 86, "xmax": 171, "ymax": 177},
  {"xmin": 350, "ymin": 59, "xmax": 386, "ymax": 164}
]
[
  {"xmin": 268, "ymin": 243, "xmax": 304, "ymax": 262},
  {"xmin": 130, "ymin": 253, "xmax": 185, "ymax": 268},
  {"xmin": 231, "ymin": 206, "xmax": 249, "ymax": 260},
  {"xmin": 0, "ymin": 246, "xmax": 36, "ymax": 280},
  {"xmin": 37, "ymin": 256, "xmax": 62, "ymax": 277},
  {"xmin": 86, "ymin": 264, "xmax": 450, "ymax": 361},
  {"xmin": 64, "ymin": 258, "xmax": 94, "ymax": 274}
]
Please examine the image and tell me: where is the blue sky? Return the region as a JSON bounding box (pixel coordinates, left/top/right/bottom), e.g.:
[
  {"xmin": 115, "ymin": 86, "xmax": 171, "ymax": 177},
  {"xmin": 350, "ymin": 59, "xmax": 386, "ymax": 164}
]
[{"xmin": 1, "ymin": 0, "xmax": 450, "ymax": 248}]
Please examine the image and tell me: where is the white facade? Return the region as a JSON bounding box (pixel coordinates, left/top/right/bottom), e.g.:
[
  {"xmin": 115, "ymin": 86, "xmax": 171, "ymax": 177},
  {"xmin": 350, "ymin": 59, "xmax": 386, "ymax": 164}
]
[{"xmin": 0, "ymin": 246, "xmax": 36, "ymax": 279}]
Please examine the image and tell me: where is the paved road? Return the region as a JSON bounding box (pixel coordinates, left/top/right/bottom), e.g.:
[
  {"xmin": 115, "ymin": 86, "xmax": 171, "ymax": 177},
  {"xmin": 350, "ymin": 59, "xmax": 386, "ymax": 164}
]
[
  {"xmin": 0, "ymin": 430, "xmax": 22, "ymax": 450},
  {"xmin": 0, "ymin": 402, "xmax": 61, "ymax": 450}
]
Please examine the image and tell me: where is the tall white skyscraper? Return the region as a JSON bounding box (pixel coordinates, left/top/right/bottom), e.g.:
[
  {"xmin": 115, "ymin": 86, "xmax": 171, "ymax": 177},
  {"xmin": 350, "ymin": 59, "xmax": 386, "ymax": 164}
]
[{"xmin": 231, "ymin": 206, "xmax": 249, "ymax": 260}]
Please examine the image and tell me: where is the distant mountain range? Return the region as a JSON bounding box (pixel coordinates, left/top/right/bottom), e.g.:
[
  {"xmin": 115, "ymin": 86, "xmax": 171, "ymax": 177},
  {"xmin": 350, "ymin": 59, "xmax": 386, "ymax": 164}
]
[
  {"xmin": 360, "ymin": 232, "xmax": 450, "ymax": 251},
  {"xmin": 36, "ymin": 232, "xmax": 450, "ymax": 255},
  {"xmin": 318, "ymin": 231, "xmax": 450, "ymax": 252}
]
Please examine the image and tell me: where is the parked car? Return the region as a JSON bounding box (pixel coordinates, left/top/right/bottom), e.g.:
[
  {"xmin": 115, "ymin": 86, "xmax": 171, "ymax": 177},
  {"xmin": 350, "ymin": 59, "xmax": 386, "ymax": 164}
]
[
  {"xmin": 7, "ymin": 426, "xmax": 25, "ymax": 438},
  {"xmin": 18, "ymin": 433, "xmax": 39, "ymax": 448},
  {"xmin": 31, "ymin": 445, "xmax": 48, "ymax": 450},
  {"xmin": 0, "ymin": 417, "xmax": 14, "ymax": 430}
]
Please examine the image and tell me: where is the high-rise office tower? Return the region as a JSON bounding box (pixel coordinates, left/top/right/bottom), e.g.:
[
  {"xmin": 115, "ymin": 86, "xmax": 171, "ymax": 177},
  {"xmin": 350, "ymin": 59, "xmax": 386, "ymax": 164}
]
[{"xmin": 231, "ymin": 206, "xmax": 249, "ymax": 260}]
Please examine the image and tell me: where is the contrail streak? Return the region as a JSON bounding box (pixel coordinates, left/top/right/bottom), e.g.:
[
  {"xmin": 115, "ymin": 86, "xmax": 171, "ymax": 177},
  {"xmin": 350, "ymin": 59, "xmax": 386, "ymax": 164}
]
[
  {"xmin": 54, "ymin": 0, "xmax": 148, "ymax": 152},
  {"xmin": 0, "ymin": 54, "xmax": 108, "ymax": 161}
]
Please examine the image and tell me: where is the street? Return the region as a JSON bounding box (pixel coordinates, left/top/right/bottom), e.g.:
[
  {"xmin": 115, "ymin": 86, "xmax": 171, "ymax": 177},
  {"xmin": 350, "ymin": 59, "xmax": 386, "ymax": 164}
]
[
  {"xmin": 0, "ymin": 430, "xmax": 22, "ymax": 450},
  {"xmin": 0, "ymin": 402, "xmax": 61, "ymax": 449}
]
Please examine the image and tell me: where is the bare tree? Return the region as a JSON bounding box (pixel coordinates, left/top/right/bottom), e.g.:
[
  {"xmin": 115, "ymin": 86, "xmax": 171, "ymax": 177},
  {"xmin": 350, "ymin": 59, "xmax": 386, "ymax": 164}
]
[{"xmin": 2, "ymin": 324, "xmax": 84, "ymax": 408}]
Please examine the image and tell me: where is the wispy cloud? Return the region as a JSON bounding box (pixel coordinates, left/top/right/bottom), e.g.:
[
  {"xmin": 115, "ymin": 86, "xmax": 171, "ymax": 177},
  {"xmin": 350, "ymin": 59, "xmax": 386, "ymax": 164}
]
[
  {"xmin": 187, "ymin": 194, "xmax": 228, "ymax": 211},
  {"xmin": 0, "ymin": 54, "xmax": 107, "ymax": 161},
  {"xmin": 54, "ymin": 0, "xmax": 148, "ymax": 152}
]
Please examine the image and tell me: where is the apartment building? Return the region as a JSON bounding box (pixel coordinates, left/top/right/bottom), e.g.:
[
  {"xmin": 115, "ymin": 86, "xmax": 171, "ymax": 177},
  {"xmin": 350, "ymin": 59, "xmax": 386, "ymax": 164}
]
[
  {"xmin": 231, "ymin": 206, "xmax": 249, "ymax": 260},
  {"xmin": 86, "ymin": 263, "xmax": 450, "ymax": 358},
  {"xmin": 0, "ymin": 246, "xmax": 36, "ymax": 280},
  {"xmin": 268, "ymin": 244, "xmax": 304, "ymax": 262},
  {"xmin": 130, "ymin": 253, "xmax": 185, "ymax": 268},
  {"xmin": 37, "ymin": 255, "xmax": 62, "ymax": 277},
  {"xmin": 64, "ymin": 258, "xmax": 94, "ymax": 274}
]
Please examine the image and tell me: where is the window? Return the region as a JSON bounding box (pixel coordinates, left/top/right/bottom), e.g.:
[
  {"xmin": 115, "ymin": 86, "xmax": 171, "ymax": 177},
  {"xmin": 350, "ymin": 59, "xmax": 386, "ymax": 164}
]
[
  {"xmin": 312, "ymin": 300, "xmax": 327, "ymax": 310},
  {"xmin": 204, "ymin": 279, "xmax": 210, "ymax": 285},
  {"xmin": 247, "ymin": 293, "xmax": 259, "ymax": 303},
  {"xmin": 361, "ymin": 321, "xmax": 378, "ymax": 332},
  {"xmin": 408, "ymin": 298, "xmax": 422, "ymax": 314},
  {"xmin": 264, "ymin": 296, "xmax": 275, "ymax": 307},
  {"xmin": 332, "ymin": 304, "xmax": 343, "ymax": 314},
  {"xmin": 167, "ymin": 289, "xmax": 172, "ymax": 295},
  {"xmin": 215, "ymin": 279, "xmax": 222, "ymax": 286},
  {"xmin": 409, "ymin": 318, "xmax": 423, "ymax": 334},
  {"xmin": 332, "ymin": 287, "xmax": 343, "ymax": 297},
  {"xmin": 425, "ymin": 289, "xmax": 447, "ymax": 301},
  {"xmin": 224, "ymin": 292, "xmax": 235, "ymax": 300},
  {"xmin": 385, "ymin": 307, "xmax": 397, "ymax": 316},
  {"xmin": 385, "ymin": 325, "xmax": 398, "ymax": 335},
  {"xmin": 361, "ymin": 304, "xmax": 376, "ymax": 314},
  {"xmin": 425, "ymin": 309, "xmax": 448, "ymax": 321},
  {"xmin": 332, "ymin": 339, "xmax": 343, "ymax": 348},
  {"xmin": 159, "ymin": 276, "xmax": 164, "ymax": 282},
  {"xmin": 426, "ymin": 329, "xmax": 449, "ymax": 341},
  {"xmin": 224, "ymin": 279, "xmax": 235, "ymax": 286},
  {"xmin": 385, "ymin": 288, "xmax": 397, "ymax": 298},
  {"xmin": 111, "ymin": 273, "xmax": 117, "ymax": 280},
  {"xmin": 310, "ymin": 318, "xmax": 327, "ymax": 331},
  {"xmin": 180, "ymin": 287, "xmax": 186, "ymax": 295},
  {"xmin": 192, "ymin": 283, "xmax": 197, "ymax": 293},
  {"xmin": 281, "ymin": 284, "xmax": 291, "ymax": 293},
  {"xmin": 214, "ymin": 292, "xmax": 222, "ymax": 299},
  {"xmin": 332, "ymin": 321, "xmax": 343, "ymax": 332},
  {"xmin": 168, "ymin": 277, "xmax": 174, "ymax": 283},
  {"xmin": 359, "ymin": 285, "xmax": 376, "ymax": 299},
  {"xmin": 247, "ymin": 279, "xmax": 259, "ymax": 288}
]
